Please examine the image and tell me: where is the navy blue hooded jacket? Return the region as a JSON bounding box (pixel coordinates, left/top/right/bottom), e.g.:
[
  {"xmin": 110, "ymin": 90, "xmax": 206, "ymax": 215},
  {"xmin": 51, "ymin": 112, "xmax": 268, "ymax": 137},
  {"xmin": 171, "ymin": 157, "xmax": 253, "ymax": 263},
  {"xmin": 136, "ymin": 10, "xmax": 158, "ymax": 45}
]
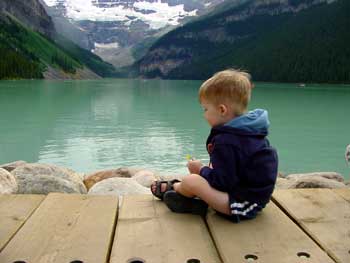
[{"xmin": 199, "ymin": 109, "xmax": 278, "ymax": 206}]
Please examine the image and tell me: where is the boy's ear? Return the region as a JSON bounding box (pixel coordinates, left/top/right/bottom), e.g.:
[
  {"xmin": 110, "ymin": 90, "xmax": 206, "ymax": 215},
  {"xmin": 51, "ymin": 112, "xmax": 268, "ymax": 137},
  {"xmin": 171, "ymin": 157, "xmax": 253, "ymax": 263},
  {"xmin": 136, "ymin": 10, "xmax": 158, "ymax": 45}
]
[{"xmin": 218, "ymin": 104, "xmax": 228, "ymax": 115}]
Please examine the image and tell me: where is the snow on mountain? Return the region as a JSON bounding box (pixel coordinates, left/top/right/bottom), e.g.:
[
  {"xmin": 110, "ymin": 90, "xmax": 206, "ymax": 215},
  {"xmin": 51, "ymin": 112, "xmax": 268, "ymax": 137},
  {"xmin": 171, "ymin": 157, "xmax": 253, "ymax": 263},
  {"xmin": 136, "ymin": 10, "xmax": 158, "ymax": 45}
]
[
  {"xmin": 42, "ymin": 0, "xmax": 226, "ymax": 68},
  {"xmin": 43, "ymin": 0, "xmax": 207, "ymax": 29},
  {"xmin": 43, "ymin": 0, "xmax": 57, "ymax": 6}
]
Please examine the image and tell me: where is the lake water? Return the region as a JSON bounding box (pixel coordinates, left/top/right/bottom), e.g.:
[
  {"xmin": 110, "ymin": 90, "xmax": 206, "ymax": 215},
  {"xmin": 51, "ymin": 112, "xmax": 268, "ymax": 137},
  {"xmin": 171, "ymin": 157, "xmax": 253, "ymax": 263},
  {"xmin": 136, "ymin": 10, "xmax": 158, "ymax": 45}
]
[{"xmin": 0, "ymin": 79, "xmax": 349, "ymax": 179}]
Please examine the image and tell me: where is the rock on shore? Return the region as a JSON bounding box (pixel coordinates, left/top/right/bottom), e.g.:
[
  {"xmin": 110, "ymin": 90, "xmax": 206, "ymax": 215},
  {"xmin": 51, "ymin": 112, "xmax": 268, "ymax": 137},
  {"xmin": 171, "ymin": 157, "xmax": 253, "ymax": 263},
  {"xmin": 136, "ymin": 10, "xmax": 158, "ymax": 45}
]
[
  {"xmin": 133, "ymin": 170, "xmax": 159, "ymax": 187},
  {"xmin": 11, "ymin": 163, "xmax": 87, "ymax": 194},
  {"xmin": 286, "ymin": 172, "xmax": 344, "ymax": 182},
  {"xmin": 276, "ymin": 172, "xmax": 348, "ymax": 189},
  {"xmin": 0, "ymin": 160, "xmax": 27, "ymax": 172},
  {"xmin": 88, "ymin": 177, "xmax": 150, "ymax": 196},
  {"xmin": 0, "ymin": 168, "xmax": 18, "ymax": 194},
  {"xmin": 83, "ymin": 167, "xmax": 142, "ymax": 190},
  {"xmin": 0, "ymin": 160, "xmax": 349, "ymax": 196}
]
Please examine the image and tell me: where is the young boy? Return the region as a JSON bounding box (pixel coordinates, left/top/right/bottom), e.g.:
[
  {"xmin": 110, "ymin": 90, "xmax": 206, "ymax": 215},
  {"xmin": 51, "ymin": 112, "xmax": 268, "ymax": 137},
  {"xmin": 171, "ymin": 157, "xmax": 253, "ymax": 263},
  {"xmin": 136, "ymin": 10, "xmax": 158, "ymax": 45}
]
[{"xmin": 151, "ymin": 69, "xmax": 278, "ymax": 222}]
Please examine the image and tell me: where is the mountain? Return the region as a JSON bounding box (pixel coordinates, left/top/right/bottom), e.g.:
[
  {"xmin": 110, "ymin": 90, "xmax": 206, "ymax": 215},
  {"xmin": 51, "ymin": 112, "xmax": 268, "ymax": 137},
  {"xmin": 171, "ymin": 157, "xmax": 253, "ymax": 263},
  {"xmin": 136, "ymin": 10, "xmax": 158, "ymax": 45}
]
[
  {"xmin": 0, "ymin": 0, "xmax": 55, "ymax": 37},
  {"xmin": 41, "ymin": 0, "xmax": 226, "ymax": 68},
  {"xmin": 134, "ymin": 0, "xmax": 350, "ymax": 83},
  {"xmin": 0, "ymin": 0, "xmax": 115, "ymax": 80}
]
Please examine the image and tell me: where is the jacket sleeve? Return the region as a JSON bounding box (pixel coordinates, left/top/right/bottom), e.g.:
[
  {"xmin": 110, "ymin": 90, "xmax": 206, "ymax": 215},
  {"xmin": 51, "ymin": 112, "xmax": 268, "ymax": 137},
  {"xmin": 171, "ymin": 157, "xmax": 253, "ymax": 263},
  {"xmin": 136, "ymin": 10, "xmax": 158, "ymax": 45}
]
[{"xmin": 199, "ymin": 143, "xmax": 239, "ymax": 192}]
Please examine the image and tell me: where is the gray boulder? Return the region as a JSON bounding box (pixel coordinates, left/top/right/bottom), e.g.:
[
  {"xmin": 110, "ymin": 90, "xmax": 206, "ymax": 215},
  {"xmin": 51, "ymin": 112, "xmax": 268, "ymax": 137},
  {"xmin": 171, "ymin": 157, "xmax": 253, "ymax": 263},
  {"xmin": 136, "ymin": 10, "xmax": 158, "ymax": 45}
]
[
  {"xmin": 0, "ymin": 160, "xmax": 27, "ymax": 172},
  {"xmin": 11, "ymin": 163, "xmax": 87, "ymax": 194},
  {"xmin": 277, "ymin": 172, "xmax": 287, "ymax": 178},
  {"xmin": 276, "ymin": 175, "xmax": 347, "ymax": 189},
  {"xmin": 133, "ymin": 170, "xmax": 159, "ymax": 187},
  {"xmin": 88, "ymin": 177, "xmax": 150, "ymax": 196},
  {"xmin": 0, "ymin": 168, "xmax": 18, "ymax": 194},
  {"xmin": 286, "ymin": 172, "xmax": 344, "ymax": 182},
  {"xmin": 275, "ymin": 177, "xmax": 295, "ymax": 189}
]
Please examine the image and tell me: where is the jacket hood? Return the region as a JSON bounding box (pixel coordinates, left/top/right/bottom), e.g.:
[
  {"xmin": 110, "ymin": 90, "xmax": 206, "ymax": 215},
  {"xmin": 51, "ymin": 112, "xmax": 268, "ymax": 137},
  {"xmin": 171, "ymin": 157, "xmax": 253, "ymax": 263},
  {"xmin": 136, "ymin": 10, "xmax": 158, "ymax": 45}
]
[
  {"xmin": 207, "ymin": 109, "xmax": 270, "ymax": 138},
  {"xmin": 212, "ymin": 109, "xmax": 270, "ymax": 136}
]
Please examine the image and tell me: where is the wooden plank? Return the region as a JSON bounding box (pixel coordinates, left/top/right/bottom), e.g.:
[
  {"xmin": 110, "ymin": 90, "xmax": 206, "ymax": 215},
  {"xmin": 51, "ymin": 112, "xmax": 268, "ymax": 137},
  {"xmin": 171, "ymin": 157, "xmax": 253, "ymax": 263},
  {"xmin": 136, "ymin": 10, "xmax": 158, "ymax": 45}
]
[
  {"xmin": 273, "ymin": 189, "xmax": 350, "ymax": 263},
  {"xmin": 206, "ymin": 201, "xmax": 334, "ymax": 263},
  {"xmin": 0, "ymin": 193, "xmax": 118, "ymax": 263},
  {"xmin": 0, "ymin": 194, "xmax": 45, "ymax": 252},
  {"xmin": 333, "ymin": 188, "xmax": 350, "ymax": 202},
  {"xmin": 110, "ymin": 195, "xmax": 221, "ymax": 263}
]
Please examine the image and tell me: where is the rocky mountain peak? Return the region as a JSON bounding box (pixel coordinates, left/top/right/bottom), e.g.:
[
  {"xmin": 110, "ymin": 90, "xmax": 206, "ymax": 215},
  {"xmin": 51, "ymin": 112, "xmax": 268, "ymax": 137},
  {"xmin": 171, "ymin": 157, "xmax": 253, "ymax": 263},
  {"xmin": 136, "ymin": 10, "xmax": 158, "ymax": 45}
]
[{"xmin": 41, "ymin": 0, "xmax": 226, "ymax": 67}]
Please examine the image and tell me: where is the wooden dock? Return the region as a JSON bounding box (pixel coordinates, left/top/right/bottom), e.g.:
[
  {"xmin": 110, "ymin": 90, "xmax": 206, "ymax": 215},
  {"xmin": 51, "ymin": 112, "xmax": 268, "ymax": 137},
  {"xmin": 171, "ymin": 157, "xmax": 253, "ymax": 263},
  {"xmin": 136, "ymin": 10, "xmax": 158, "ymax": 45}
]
[{"xmin": 0, "ymin": 189, "xmax": 349, "ymax": 263}]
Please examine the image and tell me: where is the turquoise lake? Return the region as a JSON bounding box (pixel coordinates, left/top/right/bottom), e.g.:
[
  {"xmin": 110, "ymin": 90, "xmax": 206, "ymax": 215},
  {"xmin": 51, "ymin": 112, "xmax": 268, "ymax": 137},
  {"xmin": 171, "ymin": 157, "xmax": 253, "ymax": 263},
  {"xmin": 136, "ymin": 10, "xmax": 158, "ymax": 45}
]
[{"xmin": 0, "ymin": 79, "xmax": 349, "ymax": 179}]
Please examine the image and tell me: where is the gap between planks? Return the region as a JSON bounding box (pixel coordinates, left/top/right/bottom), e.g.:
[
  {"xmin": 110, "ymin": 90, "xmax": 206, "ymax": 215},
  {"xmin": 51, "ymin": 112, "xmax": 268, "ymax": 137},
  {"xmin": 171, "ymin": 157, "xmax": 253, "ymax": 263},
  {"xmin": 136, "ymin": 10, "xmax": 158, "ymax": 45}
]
[
  {"xmin": 0, "ymin": 195, "xmax": 45, "ymax": 253},
  {"xmin": 0, "ymin": 193, "xmax": 119, "ymax": 263},
  {"xmin": 272, "ymin": 189, "xmax": 350, "ymax": 263},
  {"xmin": 271, "ymin": 195, "xmax": 336, "ymax": 261}
]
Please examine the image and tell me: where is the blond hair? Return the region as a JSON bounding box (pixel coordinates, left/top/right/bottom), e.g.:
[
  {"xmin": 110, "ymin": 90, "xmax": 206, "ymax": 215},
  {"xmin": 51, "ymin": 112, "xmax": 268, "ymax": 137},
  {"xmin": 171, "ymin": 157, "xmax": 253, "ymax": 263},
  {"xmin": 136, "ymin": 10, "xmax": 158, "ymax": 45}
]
[{"xmin": 199, "ymin": 69, "xmax": 253, "ymax": 115}]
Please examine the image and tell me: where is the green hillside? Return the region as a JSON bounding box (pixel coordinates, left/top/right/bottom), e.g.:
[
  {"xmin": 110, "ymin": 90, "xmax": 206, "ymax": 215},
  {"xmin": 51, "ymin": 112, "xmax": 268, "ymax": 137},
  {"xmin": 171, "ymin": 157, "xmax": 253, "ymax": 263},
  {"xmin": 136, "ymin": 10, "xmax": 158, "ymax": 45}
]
[
  {"xmin": 137, "ymin": 0, "xmax": 350, "ymax": 83},
  {"xmin": 0, "ymin": 15, "xmax": 115, "ymax": 80},
  {"xmin": 53, "ymin": 34, "xmax": 116, "ymax": 77}
]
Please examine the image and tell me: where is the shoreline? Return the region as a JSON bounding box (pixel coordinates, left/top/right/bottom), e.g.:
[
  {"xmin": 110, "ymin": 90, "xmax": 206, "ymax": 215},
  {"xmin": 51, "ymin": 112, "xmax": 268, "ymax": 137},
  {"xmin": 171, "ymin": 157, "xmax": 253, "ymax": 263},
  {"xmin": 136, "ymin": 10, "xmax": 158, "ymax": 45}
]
[
  {"xmin": 1, "ymin": 160, "xmax": 349, "ymax": 196},
  {"xmin": 1, "ymin": 77, "xmax": 350, "ymax": 86}
]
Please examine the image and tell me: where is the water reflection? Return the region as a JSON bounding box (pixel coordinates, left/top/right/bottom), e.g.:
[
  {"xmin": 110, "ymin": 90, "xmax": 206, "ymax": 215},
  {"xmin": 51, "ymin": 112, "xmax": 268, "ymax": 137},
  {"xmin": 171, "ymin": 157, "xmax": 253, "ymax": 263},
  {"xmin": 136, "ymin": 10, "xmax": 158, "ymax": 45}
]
[
  {"xmin": 0, "ymin": 80, "xmax": 349, "ymax": 178},
  {"xmin": 0, "ymin": 79, "xmax": 208, "ymax": 174}
]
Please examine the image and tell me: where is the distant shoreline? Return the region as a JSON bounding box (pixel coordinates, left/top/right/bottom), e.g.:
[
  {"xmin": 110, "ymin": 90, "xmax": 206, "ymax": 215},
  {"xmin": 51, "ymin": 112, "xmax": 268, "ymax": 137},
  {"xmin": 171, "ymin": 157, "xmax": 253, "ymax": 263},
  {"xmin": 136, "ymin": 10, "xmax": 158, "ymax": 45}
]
[{"xmin": 1, "ymin": 78, "xmax": 350, "ymax": 86}]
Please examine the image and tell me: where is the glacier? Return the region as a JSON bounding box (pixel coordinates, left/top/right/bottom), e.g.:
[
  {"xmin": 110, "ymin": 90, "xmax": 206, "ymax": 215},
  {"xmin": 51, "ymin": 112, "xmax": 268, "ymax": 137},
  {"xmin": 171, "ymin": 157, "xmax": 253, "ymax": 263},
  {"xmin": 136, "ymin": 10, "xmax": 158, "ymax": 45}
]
[{"xmin": 43, "ymin": 0, "xmax": 199, "ymax": 29}]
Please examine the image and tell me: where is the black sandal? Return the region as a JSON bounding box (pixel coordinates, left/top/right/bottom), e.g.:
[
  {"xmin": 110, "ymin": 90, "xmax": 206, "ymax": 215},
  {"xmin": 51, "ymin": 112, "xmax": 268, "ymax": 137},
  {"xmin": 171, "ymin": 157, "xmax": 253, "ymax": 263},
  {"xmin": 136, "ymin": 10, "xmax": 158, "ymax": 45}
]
[
  {"xmin": 151, "ymin": 179, "xmax": 180, "ymax": 200},
  {"xmin": 163, "ymin": 190, "xmax": 208, "ymax": 216}
]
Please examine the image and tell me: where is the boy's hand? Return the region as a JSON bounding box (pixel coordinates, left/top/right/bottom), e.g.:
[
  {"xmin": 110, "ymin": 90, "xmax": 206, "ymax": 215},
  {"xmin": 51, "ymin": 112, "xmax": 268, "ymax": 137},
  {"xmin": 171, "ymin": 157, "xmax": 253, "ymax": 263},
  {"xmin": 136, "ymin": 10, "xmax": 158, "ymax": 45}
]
[{"xmin": 187, "ymin": 160, "xmax": 203, "ymax": 174}]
